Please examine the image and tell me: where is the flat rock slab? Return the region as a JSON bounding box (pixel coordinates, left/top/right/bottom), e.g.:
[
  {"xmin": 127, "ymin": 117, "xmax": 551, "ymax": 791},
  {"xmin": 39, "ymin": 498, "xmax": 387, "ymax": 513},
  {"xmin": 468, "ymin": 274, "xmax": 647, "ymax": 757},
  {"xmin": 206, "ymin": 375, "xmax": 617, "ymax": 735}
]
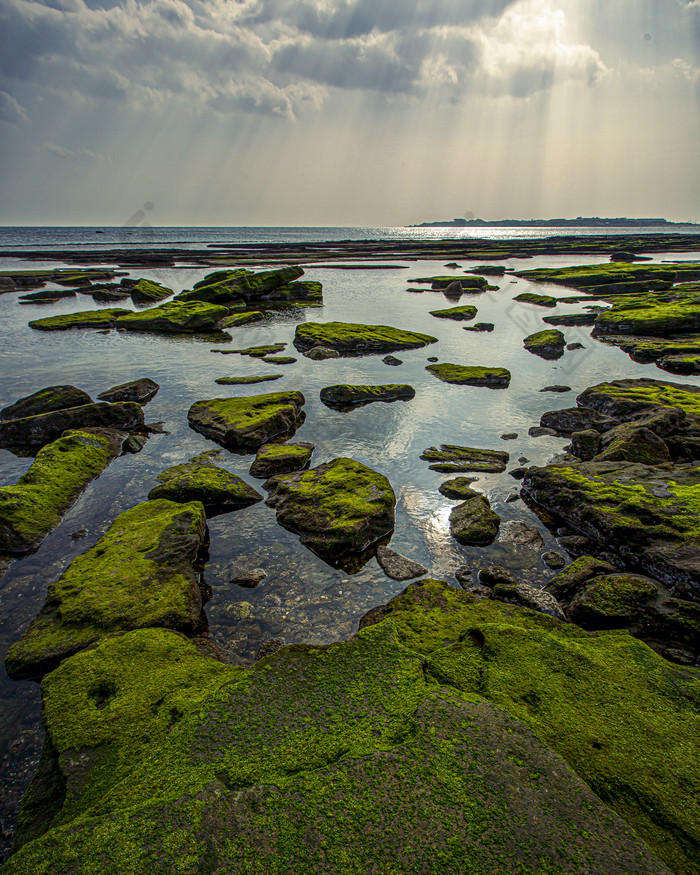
[
  {"xmin": 514, "ymin": 292, "xmax": 557, "ymax": 307},
  {"xmin": 421, "ymin": 444, "xmax": 509, "ymax": 473},
  {"xmin": 188, "ymin": 391, "xmax": 306, "ymax": 452},
  {"xmin": 0, "ymin": 401, "xmax": 145, "ymax": 454},
  {"xmin": 429, "ymin": 305, "xmax": 478, "ymax": 320},
  {"xmin": 449, "ymin": 495, "xmax": 501, "ymax": 545},
  {"xmin": 320, "ymin": 383, "xmax": 415, "ymax": 409},
  {"xmin": 543, "ymin": 313, "xmax": 597, "ymax": 326},
  {"xmin": 249, "ymin": 441, "xmax": 315, "ymax": 478},
  {"xmin": 97, "ymin": 378, "xmax": 159, "ymax": 404},
  {"xmin": 178, "ymin": 265, "xmax": 305, "ymax": 306},
  {"xmin": 376, "ymin": 545, "xmax": 427, "ymax": 580},
  {"xmin": 265, "ymin": 457, "xmax": 395, "ymax": 568},
  {"xmin": 1, "ymin": 385, "xmax": 92, "ymax": 421},
  {"xmin": 0, "ymin": 428, "xmax": 124, "ymax": 553},
  {"xmin": 149, "ymin": 454, "xmax": 262, "ymax": 516},
  {"xmin": 294, "ymin": 321, "xmax": 437, "ymax": 355},
  {"xmin": 215, "ymin": 374, "xmax": 284, "ymax": 385},
  {"xmin": 491, "ymin": 580, "xmax": 566, "ymax": 620},
  {"xmin": 221, "ymin": 311, "xmax": 265, "ymax": 327},
  {"xmin": 426, "ymin": 363, "xmax": 511, "ymax": 388},
  {"xmin": 29, "ymin": 308, "xmax": 130, "ymax": 331},
  {"xmin": 524, "ymin": 329, "xmax": 566, "ymax": 359},
  {"xmin": 4, "ymin": 499, "xmax": 208, "ymax": 680},
  {"xmin": 438, "ymin": 477, "xmax": 480, "ymax": 499},
  {"xmin": 116, "ymin": 301, "xmax": 228, "ymax": 333}
]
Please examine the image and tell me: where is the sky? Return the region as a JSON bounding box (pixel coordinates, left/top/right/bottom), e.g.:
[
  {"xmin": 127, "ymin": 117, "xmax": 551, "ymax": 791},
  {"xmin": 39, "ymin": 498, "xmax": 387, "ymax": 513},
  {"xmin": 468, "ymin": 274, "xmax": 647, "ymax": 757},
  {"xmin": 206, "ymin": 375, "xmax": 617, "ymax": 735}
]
[{"xmin": 0, "ymin": 0, "xmax": 699, "ymax": 226}]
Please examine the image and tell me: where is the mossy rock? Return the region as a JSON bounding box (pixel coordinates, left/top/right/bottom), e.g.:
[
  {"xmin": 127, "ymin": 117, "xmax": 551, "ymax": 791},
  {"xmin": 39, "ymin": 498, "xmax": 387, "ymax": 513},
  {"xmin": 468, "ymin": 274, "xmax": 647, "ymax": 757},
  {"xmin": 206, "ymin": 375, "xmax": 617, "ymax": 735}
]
[
  {"xmin": 148, "ymin": 455, "xmax": 262, "ymax": 516},
  {"xmin": 543, "ymin": 312, "xmax": 597, "ymax": 326},
  {"xmin": 294, "ymin": 322, "xmax": 437, "ymax": 356},
  {"xmin": 264, "ymin": 457, "xmax": 395, "ymax": 568},
  {"xmin": 116, "ymin": 301, "xmax": 229, "ymax": 333},
  {"xmin": 421, "ymin": 444, "xmax": 509, "ymax": 473},
  {"xmin": 438, "ymin": 477, "xmax": 480, "ymax": 499},
  {"xmin": 130, "ymin": 279, "xmax": 172, "ymax": 305},
  {"xmin": 568, "ymin": 573, "xmax": 659, "ymax": 627},
  {"xmin": 96, "ymin": 378, "xmax": 159, "ymax": 405},
  {"xmin": 570, "ymin": 429, "xmax": 602, "ymax": 461},
  {"xmin": 249, "ymin": 441, "xmax": 315, "ymax": 478},
  {"xmin": 235, "ymin": 344, "xmax": 287, "ymax": 357},
  {"xmin": 658, "ymin": 354, "xmax": 700, "ymax": 375},
  {"xmin": 6, "ymin": 607, "xmax": 681, "ymax": 873},
  {"xmin": 513, "ymin": 292, "xmax": 557, "ymax": 308},
  {"xmin": 193, "ymin": 268, "xmax": 253, "ymax": 289},
  {"xmin": 4, "ymin": 499, "xmax": 208, "ymax": 681},
  {"xmin": 188, "ymin": 392, "xmax": 306, "ymax": 452},
  {"xmin": 449, "ymin": 495, "xmax": 500, "ymax": 545},
  {"xmin": 544, "ymin": 555, "xmax": 616, "ymax": 602},
  {"xmin": 178, "ymin": 266, "xmax": 304, "ymax": 306},
  {"xmin": 426, "ymin": 363, "xmax": 511, "ymax": 388},
  {"xmin": 429, "ymin": 305, "xmax": 478, "ymax": 320},
  {"xmin": 29, "ymin": 309, "xmax": 130, "ymax": 331},
  {"xmin": 594, "ymin": 288, "xmax": 700, "ymax": 337},
  {"xmin": 261, "ymin": 356, "xmax": 297, "ymax": 365},
  {"xmin": 408, "ymin": 275, "xmax": 490, "ymax": 290},
  {"xmin": 523, "ymin": 329, "xmax": 566, "ymax": 360},
  {"xmin": 220, "ymin": 311, "xmax": 265, "ymax": 328},
  {"xmin": 319, "ymin": 384, "xmax": 415, "ymax": 409},
  {"xmin": 1, "ymin": 386, "xmax": 92, "ymax": 421},
  {"xmin": 577, "ymin": 378, "xmax": 700, "ymax": 424},
  {"xmin": 595, "ymin": 423, "xmax": 671, "ymax": 465},
  {"xmin": 214, "ymin": 374, "xmax": 283, "ymax": 386},
  {"xmin": 0, "ymin": 429, "xmax": 124, "ymax": 553}
]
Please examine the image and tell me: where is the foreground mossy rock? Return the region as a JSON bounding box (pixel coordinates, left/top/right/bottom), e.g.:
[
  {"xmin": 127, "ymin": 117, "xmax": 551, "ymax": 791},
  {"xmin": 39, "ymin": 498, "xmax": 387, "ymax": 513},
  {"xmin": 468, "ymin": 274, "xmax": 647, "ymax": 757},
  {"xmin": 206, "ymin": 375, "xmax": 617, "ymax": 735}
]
[
  {"xmin": 429, "ymin": 304, "xmax": 478, "ymax": 320},
  {"xmin": 426, "ymin": 363, "xmax": 511, "ymax": 388},
  {"xmin": 9, "ymin": 585, "xmax": 697, "ymax": 873},
  {"xmin": 594, "ymin": 287, "xmax": 700, "ymax": 337},
  {"xmin": 28, "ymin": 308, "xmax": 130, "ymax": 331},
  {"xmin": 116, "ymin": 301, "xmax": 229, "ymax": 333},
  {"xmin": 319, "ymin": 383, "xmax": 415, "ymax": 409},
  {"xmin": 0, "ymin": 401, "xmax": 144, "ymax": 454},
  {"xmin": 0, "ymin": 429, "xmax": 124, "ymax": 553},
  {"xmin": 97, "ymin": 378, "xmax": 159, "ymax": 405},
  {"xmin": 129, "ymin": 279, "xmax": 172, "ymax": 305},
  {"xmin": 294, "ymin": 321, "xmax": 437, "ymax": 356},
  {"xmin": 249, "ymin": 441, "xmax": 315, "ymax": 478},
  {"xmin": 5, "ymin": 499, "xmax": 208, "ymax": 681},
  {"xmin": 522, "ymin": 460, "xmax": 700, "ymax": 593},
  {"xmin": 188, "ymin": 392, "xmax": 305, "ymax": 452},
  {"xmin": 513, "ymin": 292, "xmax": 557, "ymax": 307},
  {"xmin": 438, "ymin": 476, "xmax": 479, "ymax": 499},
  {"xmin": 421, "ymin": 444, "xmax": 509, "ymax": 473},
  {"xmin": 1, "ymin": 385, "xmax": 92, "ymax": 421},
  {"xmin": 449, "ymin": 494, "xmax": 500, "ymax": 545},
  {"xmin": 148, "ymin": 453, "xmax": 263, "ymax": 515},
  {"xmin": 264, "ymin": 457, "xmax": 395, "ymax": 566},
  {"xmin": 523, "ymin": 329, "xmax": 566, "ymax": 359}
]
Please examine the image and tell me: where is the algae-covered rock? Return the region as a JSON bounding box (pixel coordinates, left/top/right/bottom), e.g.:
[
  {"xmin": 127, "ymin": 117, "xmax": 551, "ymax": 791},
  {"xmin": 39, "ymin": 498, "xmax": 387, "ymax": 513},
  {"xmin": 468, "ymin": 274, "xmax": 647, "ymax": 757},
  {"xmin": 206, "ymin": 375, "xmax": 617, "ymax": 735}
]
[
  {"xmin": 220, "ymin": 311, "xmax": 265, "ymax": 328},
  {"xmin": 595, "ymin": 423, "xmax": 671, "ymax": 465},
  {"xmin": 294, "ymin": 321, "xmax": 437, "ymax": 356},
  {"xmin": 188, "ymin": 392, "xmax": 306, "ymax": 452},
  {"xmin": 577, "ymin": 377, "xmax": 700, "ymax": 424},
  {"xmin": 116, "ymin": 301, "xmax": 228, "ymax": 333},
  {"xmin": 543, "ymin": 312, "xmax": 597, "ymax": 326},
  {"xmin": 491, "ymin": 580, "xmax": 566, "ymax": 620},
  {"xmin": 5, "ymin": 610, "xmax": 676, "ymax": 874},
  {"xmin": 513, "ymin": 292, "xmax": 557, "ymax": 307},
  {"xmin": 319, "ymin": 383, "xmax": 415, "ymax": 409},
  {"xmin": 29, "ymin": 308, "xmax": 130, "ymax": 331},
  {"xmin": 594, "ymin": 288, "xmax": 700, "ymax": 336},
  {"xmin": 1, "ymin": 386, "xmax": 92, "ymax": 421},
  {"xmin": 264, "ymin": 457, "xmax": 395, "ymax": 567},
  {"xmin": 540, "ymin": 407, "xmax": 619, "ymax": 435},
  {"xmin": 0, "ymin": 429, "xmax": 124, "ymax": 553},
  {"xmin": 0, "ymin": 402, "xmax": 145, "ymax": 454},
  {"xmin": 148, "ymin": 454, "xmax": 262, "ymax": 515},
  {"xmin": 449, "ymin": 494, "xmax": 500, "ymax": 545},
  {"xmin": 249, "ymin": 441, "xmax": 315, "ymax": 478},
  {"xmin": 261, "ymin": 356, "xmax": 297, "ymax": 365},
  {"xmin": 235, "ymin": 343, "xmax": 287, "ymax": 358},
  {"xmin": 129, "ymin": 279, "xmax": 172, "ymax": 305},
  {"xmin": 544, "ymin": 555, "xmax": 617, "ymax": 602},
  {"xmin": 428, "ymin": 304, "xmax": 478, "ymax": 320},
  {"xmin": 4, "ymin": 499, "xmax": 208, "ymax": 681},
  {"xmin": 303, "ymin": 345, "xmax": 341, "ymax": 360},
  {"xmin": 97, "ymin": 378, "xmax": 159, "ymax": 405},
  {"xmin": 523, "ymin": 329, "xmax": 566, "ymax": 359},
  {"xmin": 570, "ymin": 429, "xmax": 602, "ymax": 461},
  {"xmin": 178, "ymin": 266, "xmax": 304, "ymax": 306},
  {"xmin": 425, "ymin": 363, "xmax": 511, "ymax": 388},
  {"xmin": 408, "ymin": 275, "xmax": 491, "ymax": 290},
  {"xmin": 215, "ymin": 374, "xmax": 283, "ymax": 385},
  {"xmin": 437, "ymin": 477, "xmax": 479, "ymax": 499},
  {"xmin": 463, "ymin": 322, "xmax": 495, "ymax": 332},
  {"xmin": 421, "ymin": 444, "xmax": 509, "ymax": 473}
]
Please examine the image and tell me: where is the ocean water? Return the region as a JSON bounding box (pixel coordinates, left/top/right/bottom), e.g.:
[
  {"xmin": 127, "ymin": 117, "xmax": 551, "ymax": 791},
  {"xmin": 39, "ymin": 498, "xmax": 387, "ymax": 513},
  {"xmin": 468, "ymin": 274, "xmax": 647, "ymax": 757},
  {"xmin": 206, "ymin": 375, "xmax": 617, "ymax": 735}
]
[{"xmin": 0, "ymin": 231, "xmax": 699, "ymax": 859}]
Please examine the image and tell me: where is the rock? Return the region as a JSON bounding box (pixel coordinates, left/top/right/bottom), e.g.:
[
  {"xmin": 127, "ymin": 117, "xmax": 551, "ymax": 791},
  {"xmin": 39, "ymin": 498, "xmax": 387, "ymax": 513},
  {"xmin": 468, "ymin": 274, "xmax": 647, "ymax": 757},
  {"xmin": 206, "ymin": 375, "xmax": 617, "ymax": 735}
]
[
  {"xmin": 557, "ymin": 535, "xmax": 592, "ymax": 556},
  {"xmin": 178, "ymin": 266, "xmax": 305, "ymax": 306},
  {"xmin": 576, "ymin": 378, "xmax": 700, "ymax": 426},
  {"xmin": 261, "ymin": 356, "xmax": 297, "ymax": 365},
  {"xmin": 595, "ymin": 424, "xmax": 671, "ymax": 465},
  {"xmin": 29, "ymin": 308, "xmax": 130, "ymax": 331},
  {"xmin": 567, "ymin": 573, "xmax": 659, "ymax": 628},
  {"xmin": 542, "ymin": 551, "xmax": 566, "ymax": 569},
  {"xmin": 427, "ymin": 356, "xmax": 439, "ymax": 362},
  {"xmin": 303, "ymin": 345, "xmax": 342, "ymax": 360},
  {"xmin": 255, "ymin": 637, "xmax": 285, "ymax": 660},
  {"xmin": 425, "ymin": 364, "xmax": 511, "ymax": 389},
  {"xmin": 463, "ymin": 322, "xmax": 495, "ymax": 332},
  {"xmin": 491, "ymin": 581, "xmax": 566, "ymax": 620},
  {"xmin": 437, "ymin": 477, "xmax": 479, "ymax": 499},
  {"xmin": 4, "ymin": 499, "xmax": 208, "ymax": 680},
  {"xmin": 500, "ymin": 432, "xmax": 518, "ymax": 440},
  {"xmin": 215, "ymin": 374, "xmax": 284, "ymax": 385},
  {"xmin": 232, "ymin": 344, "xmax": 287, "ymax": 357},
  {"xmin": 566, "ymin": 342, "xmax": 586, "ymax": 350},
  {"xmin": 523, "ymin": 329, "xmax": 566, "ymax": 360},
  {"xmin": 148, "ymin": 453, "xmax": 263, "ymax": 515},
  {"xmin": 5, "ymin": 596, "xmax": 682, "ymax": 873},
  {"xmin": 97, "ymin": 378, "xmax": 159, "ymax": 405},
  {"xmin": 221, "ymin": 311, "xmax": 265, "ymax": 328},
  {"xmin": 382, "ymin": 355, "xmax": 403, "ymax": 366},
  {"xmin": 443, "ymin": 280, "xmax": 465, "ymax": 298},
  {"xmin": 0, "ymin": 402, "xmax": 145, "ymax": 454},
  {"xmin": 545, "ymin": 555, "xmax": 617, "ymax": 602},
  {"xmin": 0, "ymin": 429, "xmax": 125, "ymax": 553},
  {"xmin": 421, "ymin": 445, "xmax": 509, "ymax": 473},
  {"xmin": 508, "ymin": 467, "xmax": 528, "ymax": 479},
  {"xmin": 449, "ymin": 495, "xmax": 500, "ymax": 545},
  {"xmin": 408, "ymin": 276, "xmax": 491, "ymax": 291},
  {"xmin": 429, "ymin": 305, "xmax": 478, "ymax": 320},
  {"xmin": 116, "ymin": 301, "xmax": 229, "ymax": 333},
  {"xmin": 249, "ymin": 441, "xmax": 315, "ymax": 478},
  {"xmin": 540, "ymin": 385, "xmax": 572, "ymax": 393},
  {"xmin": 528, "ymin": 426, "xmax": 557, "ymax": 437},
  {"xmin": 71, "ymin": 528, "xmax": 88, "ymax": 540},
  {"xmin": 130, "ymin": 279, "xmax": 172, "ymax": 305},
  {"xmin": 320, "ymin": 384, "xmax": 415, "ymax": 409},
  {"xmin": 513, "ymin": 292, "xmax": 557, "ymax": 308},
  {"xmin": 230, "ymin": 569, "xmax": 267, "ymax": 589},
  {"xmin": 498, "ymin": 521, "xmax": 544, "ymax": 551},
  {"xmin": 376, "ymin": 546, "xmax": 427, "ymax": 581},
  {"xmin": 594, "ymin": 288, "xmax": 700, "ymax": 337},
  {"xmin": 121, "ymin": 433, "xmax": 149, "ymax": 454},
  {"xmin": 265, "ymin": 458, "xmax": 396, "ymax": 568},
  {"xmin": 506, "ymin": 492, "xmax": 521, "ymax": 503},
  {"xmin": 570, "ymin": 429, "xmax": 601, "ymax": 461},
  {"xmin": 478, "ymin": 566, "xmax": 519, "ymax": 587},
  {"xmin": 540, "ymin": 407, "xmax": 619, "ymax": 435},
  {"xmin": 18, "ymin": 288, "xmax": 77, "ymax": 304},
  {"xmin": 294, "ymin": 322, "xmax": 437, "ymax": 356},
  {"xmin": 188, "ymin": 392, "xmax": 306, "ymax": 452},
  {"xmin": 1, "ymin": 385, "xmax": 92, "ymax": 421},
  {"xmin": 543, "ymin": 313, "xmax": 597, "ymax": 326},
  {"xmin": 465, "ymin": 265, "xmax": 506, "ymax": 276}
]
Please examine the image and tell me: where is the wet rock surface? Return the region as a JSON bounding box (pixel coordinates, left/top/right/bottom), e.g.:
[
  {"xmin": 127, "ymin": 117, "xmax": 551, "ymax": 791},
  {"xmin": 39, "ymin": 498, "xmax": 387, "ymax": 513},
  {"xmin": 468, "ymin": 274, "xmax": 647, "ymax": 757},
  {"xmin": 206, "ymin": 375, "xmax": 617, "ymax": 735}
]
[
  {"xmin": 320, "ymin": 383, "xmax": 415, "ymax": 409},
  {"xmin": 294, "ymin": 321, "xmax": 437, "ymax": 355},
  {"xmin": 1, "ymin": 386, "xmax": 92, "ymax": 421},
  {"xmin": 421, "ymin": 444, "xmax": 509, "ymax": 473},
  {"xmin": 425, "ymin": 363, "xmax": 511, "ymax": 388},
  {"xmin": 375, "ymin": 546, "xmax": 427, "ymax": 580},
  {"xmin": 449, "ymin": 494, "xmax": 501, "ymax": 545},
  {"xmin": 97, "ymin": 378, "xmax": 159, "ymax": 405},
  {"xmin": 249, "ymin": 441, "xmax": 315, "ymax": 478}
]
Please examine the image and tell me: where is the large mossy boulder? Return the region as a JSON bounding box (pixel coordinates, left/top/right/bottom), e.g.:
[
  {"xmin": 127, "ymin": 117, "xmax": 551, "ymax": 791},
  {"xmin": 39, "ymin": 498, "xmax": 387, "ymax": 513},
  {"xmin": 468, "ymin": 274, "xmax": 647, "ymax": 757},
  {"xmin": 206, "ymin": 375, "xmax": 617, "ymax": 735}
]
[
  {"xmin": 425, "ymin": 363, "xmax": 511, "ymax": 388},
  {"xmin": 8, "ymin": 581, "xmax": 700, "ymax": 873},
  {"xmin": 319, "ymin": 383, "xmax": 415, "ymax": 409},
  {"xmin": 0, "ymin": 402, "xmax": 145, "ymax": 454},
  {"xmin": 1, "ymin": 385, "xmax": 92, "ymax": 421},
  {"xmin": 449, "ymin": 494, "xmax": 500, "ymax": 545},
  {"xmin": 116, "ymin": 301, "xmax": 229, "ymax": 333},
  {"xmin": 4, "ymin": 499, "xmax": 208, "ymax": 681},
  {"xmin": 576, "ymin": 377, "xmax": 700, "ymax": 426},
  {"xmin": 178, "ymin": 266, "xmax": 304, "ymax": 306},
  {"xmin": 129, "ymin": 279, "xmax": 172, "ymax": 305},
  {"xmin": 249, "ymin": 441, "xmax": 315, "ymax": 478},
  {"xmin": 594, "ymin": 288, "xmax": 700, "ymax": 337},
  {"xmin": 188, "ymin": 392, "xmax": 306, "ymax": 452},
  {"xmin": 0, "ymin": 429, "xmax": 125, "ymax": 553},
  {"xmin": 29, "ymin": 308, "xmax": 130, "ymax": 331},
  {"xmin": 523, "ymin": 329, "xmax": 566, "ymax": 360},
  {"xmin": 264, "ymin": 457, "xmax": 395, "ymax": 567},
  {"xmin": 294, "ymin": 321, "xmax": 437, "ymax": 356}
]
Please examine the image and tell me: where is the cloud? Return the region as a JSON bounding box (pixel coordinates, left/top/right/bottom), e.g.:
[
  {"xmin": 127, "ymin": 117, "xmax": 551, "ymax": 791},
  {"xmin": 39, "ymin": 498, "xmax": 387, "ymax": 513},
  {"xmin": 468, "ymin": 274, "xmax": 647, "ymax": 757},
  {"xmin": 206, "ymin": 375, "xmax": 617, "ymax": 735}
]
[
  {"xmin": 0, "ymin": 89, "xmax": 28, "ymax": 122},
  {"xmin": 42, "ymin": 141, "xmax": 110, "ymax": 161}
]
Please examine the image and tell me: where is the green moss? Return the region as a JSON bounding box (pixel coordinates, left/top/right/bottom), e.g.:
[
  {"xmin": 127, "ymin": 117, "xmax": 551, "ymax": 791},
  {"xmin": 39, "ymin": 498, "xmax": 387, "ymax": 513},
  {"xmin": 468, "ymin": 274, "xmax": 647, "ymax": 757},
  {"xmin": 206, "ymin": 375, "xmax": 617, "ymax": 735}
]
[
  {"xmin": 193, "ymin": 269, "xmax": 252, "ymax": 289},
  {"xmin": 148, "ymin": 455, "xmax": 262, "ymax": 514},
  {"xmin": 130, "ymin": 279, "xmax": 172, "ymax": 304},
  {"xmin": 594, "ymin": 288, "xmax": 700, "ymax": 336},
  {"xmin": 572, "ymin": 574, "xmax": 658, "ymax": 620},
  {"xmin": 523, "ymin": 330, "xmax": 565, "ymax": 359},
  {"xmin": 420, "ymin": 444, "xmax": 509, "ymax": 473},
  {"xmin": 545, "ymin": 556, "xmax": 615, "ymax": 602},
  {"xmin": 449, "ymin": 496, "xmax": 500, "ymax": 545},
  {"xmin": 220, "ymin": 311, "xmax": 264, "ymax": 328},
  {"xmin": 214, "ymin": 374, "xmax": 283, "ymax": 385},
  {"xmin": 319, "ymin": 384, "xmax": 416, "ymax": 408},
  {"xmin": 514, "ymin": 262, "xmax": 700, "ymax": 291},
  {"xmin": 0, "ymin": 429, "xmax": 123, "ymax": 553},
  {"xmin": 29, "ymin": 309, "xmax": 130, "ymax": 331},
  {"xmin": 437, "ymin": 477, "xmax": 479, "ymax": 499},
  {"xmin": 429, "ymin": 305, "xmax": 478, "ymax": 320},
  {"xmin": 188, "ymin": 392, "xmax": 306, "ymax": 451},
  {"xmin": 294, "ymin": 322, "xmax": 437, "ymax": 355},
  {"xmin": 236, "ymin": 344, "xmax": 287, "ymax": 357},
  {"xmin": 1, "ymin": 385, "xmax": 92, "ymax": 421},
  {"xmin": 249, "ymin": 441, "xmax": 315, "ymax": 478},
  {"xmin": 513, "ymin": 292, "xmax": 557, "ymax": 308},
  {"xmin": 577, "ymin": 379, "xmax": 700, "ymax": 420},
  {"xmin": 116, "ymin": 301, "xmax": 229, "ymax": 333},
  {"xmin": 425, "ymin": 364, "xmax": 511, "ymax": 388},
  {"xmin": 261, "ymin": 356, "xmax": 297, "ymax": 365}
]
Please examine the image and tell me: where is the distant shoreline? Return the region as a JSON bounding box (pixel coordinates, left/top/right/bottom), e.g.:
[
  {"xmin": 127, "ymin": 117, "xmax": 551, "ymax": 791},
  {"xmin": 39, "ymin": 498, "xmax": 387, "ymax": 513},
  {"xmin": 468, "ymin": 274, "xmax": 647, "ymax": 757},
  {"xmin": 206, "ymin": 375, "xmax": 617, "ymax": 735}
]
[{"xmin": 411, "ymin": 217, "xmax": 697, "ymax": 228}]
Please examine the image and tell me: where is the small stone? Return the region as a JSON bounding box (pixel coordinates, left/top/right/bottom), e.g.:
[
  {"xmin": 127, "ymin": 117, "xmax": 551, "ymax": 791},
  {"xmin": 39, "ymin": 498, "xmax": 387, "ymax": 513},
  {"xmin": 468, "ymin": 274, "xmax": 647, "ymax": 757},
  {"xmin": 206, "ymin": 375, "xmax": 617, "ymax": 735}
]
[
  {"xmin": 97, "ymin": 378, "xmax": 159, "ymax": 405},
  {"xmin": 567, "ymin": 343, "xmax": 585, "ymax": 351},
  {"xmin": 427, "ymin": 356, "xmax": 439, "ymax": 363},
  {"xmin": 303, "ymin": 346, "xmax": 341, "ymax": 360},
  {"xmin": 463, "ymin": 322, "xmax": 495, "ymax": 332},
  {"xmin": 558, "ymin": 535, "xmax": 591, "ymax": 556},
  {"xmin": 542, "ymin": 551, "xmax": 566, "ymax": 570},
  {"xmin": 256, "ymin": 638, "xmax": 285, "ymax": 661},
  {"xmin": 230, "ymin": 569, "xmax": 267, "ymax": 589},
  {"xmin": 540, "ymin": 385, "xmax": 572, "ymax": 393},
  {"xmin": 382, "ymin": 355, "xmax": 403, "ymax": 366},
  {"xmin": 509, "ymin": 467, "xmax": 528, "ymax": 480},
  {"xmin": 121, "ymin": 433, "xmax": 149, "ymax": 454},
  {"xmin": 505, "ymin": 493, "xmax": 520, "ymax": 503},
  {"xmin": 376, "ymin": 546, "xmax": 427, "ymax": 581},
  {"xmin": 438, "ymin": 477, "xmax": 479, "ymax": 499},
  {"xmin": 499, "ymin": 521, "xmax": 544, "ymax": 551},
  {"xmin": 501, "ymin": 433, "xmax": 518, "ymax": 440},
  {"xmin": 478, "ymin": 566, "xmax": 519, "ymax": 587},
  {"xmin": 528, "ymin": 426, "xmax": 556, "ymax": 437},
  {"xmin": 70, "ymin": 528, "xmax": 88, "ymax": 541},
  {"xmin": 518, "ymin": 457, "xmax": 529, "ymax": 464}
]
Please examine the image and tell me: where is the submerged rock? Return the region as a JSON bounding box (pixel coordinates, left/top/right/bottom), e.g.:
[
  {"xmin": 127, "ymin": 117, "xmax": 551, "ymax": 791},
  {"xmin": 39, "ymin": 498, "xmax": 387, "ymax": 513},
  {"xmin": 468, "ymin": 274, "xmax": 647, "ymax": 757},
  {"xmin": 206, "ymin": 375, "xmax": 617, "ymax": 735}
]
[
  {"xmin": 425, "ymin": 363, "xmax": 511, "ymax": 388},
  {"xmin": 543, "ymin": 313, "xmax": 597, "ymax": 326},
  {"xmin": 320, "ymin": 384, "xmax": 415, "ymax": 409},
  {"xmin": 215, "ymin": 374, "xmax": 284, "ymax": 385},
  {"xmin": 249, "ymin": 441, "xmax": 315, "ymax": 478},
  {"xmin": 438, "ymin": 477, "xmax": 479, "ymax": 499},
  {"xmin": 294, "ymin": 322, "xmax": 437, "ymax": 356},
  {"xmin": 449, "ymin": 494, "xmax": 500, "ymax": 545},
  {"xmin": 1, "ymin": 385, "xmax": 92, "ymax": 421},
  {"xmin": 421, "ymin": 444, "xmax": 509, "ymax": 473},
  {"xmin": 523, "ymin": 329, "xmax": 566, "ymax": 360},
  {"xmin": 463, "ymin": 322, "xmax": 495, "ymax": 332},
  {"xmin": 97, "ymin": 378, "xmax": 159, "ymax": 405},
  {"xmin": 376, "ymin": 546, "xmax": 427, "ymax": 581},
  {"xmin": 429, "ymin": 305, "xmax": 478, "ymax": 320},
  {"xmin": 5, "ymin": 499, "xmax": 208, "ymax": 680},
  {"xmin": 29, "ymin": 308, "xmax": 130, "ymax": 331},
  {"xmin": 130, "ymin": 279, "xmax": 172, "ymax": 305},
  {"xmin": 188, "ymin": 392, "xmax": 306, "ymax": 452},
  {"xmin": 264, "ymin": 457, "xmax": 395, "ymax": 567},
  {"xmin": 116, "ymin": 301, "xmax": 228, "ymax": 333},
  {"xmin": 513, "ymin": 292, "xmax": 557, "ymax": 308}
]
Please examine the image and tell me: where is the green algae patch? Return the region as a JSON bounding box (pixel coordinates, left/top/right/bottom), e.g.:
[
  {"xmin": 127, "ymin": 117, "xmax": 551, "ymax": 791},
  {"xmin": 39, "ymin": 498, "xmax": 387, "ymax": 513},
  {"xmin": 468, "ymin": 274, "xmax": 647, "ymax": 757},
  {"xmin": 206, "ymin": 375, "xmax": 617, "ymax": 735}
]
[
  {"xmin": 261, "ymin": 355, "xmax": 297, "ymax": 365},
  {"xmin": 319, "ymin": 383, "xmax": 416, "ymax": 409},
  {"xmin": 429, "ymin": 304, "xmax": 478, "ymax": 320},
  {"xmin": 265, "ymin": 457, "xmax": 395, "ymax": 568},
  {"xmin": 188, "ymin": 391, "xmax": 306, "ymax": 452},
  {"xmin": 130, "ymin": 279, "xmax": 172, "ymax": 305},
  {"xmin": 594, "ymin": 288, "xmax": 700, "ymax": 337},
  {"xmin": 513, "ymin": 292, "xmax": 557, "ymax": 308},
  {"xmin": 294, "ymin": 321, "xmax": 437, "ymax": 355},
  {"xmin": 4, "ymin": 499, "xmax": 208, "ymax": 681},
  {"xmin": 514, "ymin": 261, "xmax": 700, "ymax": 292},
  {"xmin": 116, "ymin": 301, "xmax": 229, "ymax": 333},
  {"xmin": 426, "ymin": 363, "xmax": 511, "ymax": 388},
  {"xmin": 0, "ymin": 429, "xmax": 124, "ymax": 553},
  {"xmin": 438, "ymin": 476, "xmax": 479, "ymax": 499},
  {"xmin": 220, "ymin": 310, "xmax": 264, "ymax": 328},
  {"xmin": 568, "ymin": 574, "xmax": 659, "ymax": 626},
  {"xmin": 214, "ymin": 374, "xmax": 283, "ymax": 385},
  {"xmin": 524, "ymin": 329, "xmax": 566, "ymax": 360},
  {"xmin": 29, "ymin": 309, "xmax": 130, "ymax": 331}
]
